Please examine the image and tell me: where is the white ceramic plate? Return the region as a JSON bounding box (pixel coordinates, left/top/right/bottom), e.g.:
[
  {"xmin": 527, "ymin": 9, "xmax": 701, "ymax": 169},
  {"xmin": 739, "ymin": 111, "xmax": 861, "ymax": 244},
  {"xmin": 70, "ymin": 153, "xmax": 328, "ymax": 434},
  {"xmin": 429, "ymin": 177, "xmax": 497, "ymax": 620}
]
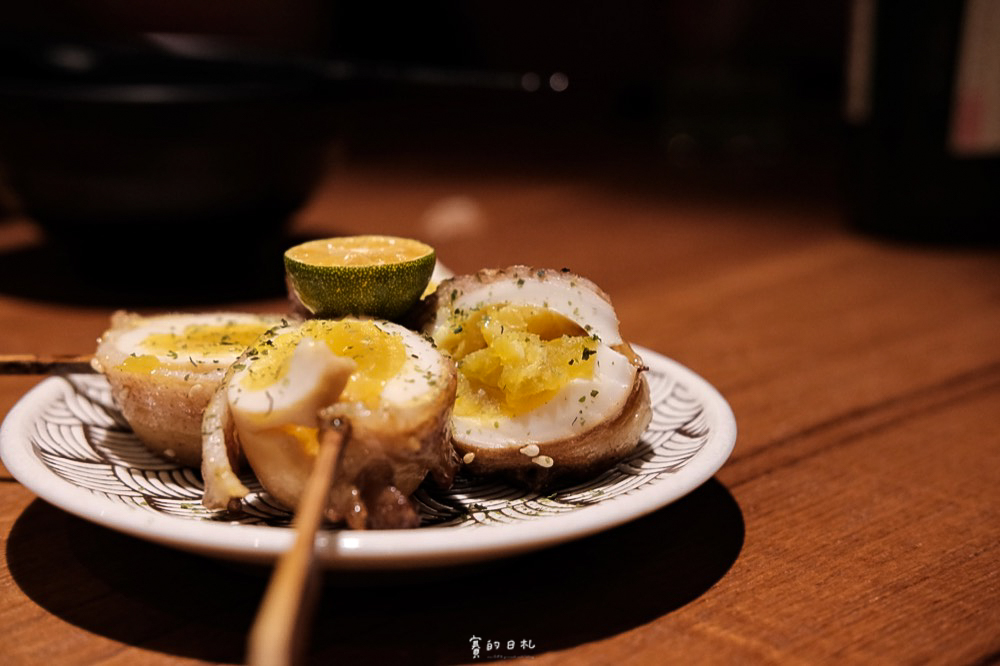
[{"xmin": 0, "ymin": 347, "xmax": 736, "ymax": 570}]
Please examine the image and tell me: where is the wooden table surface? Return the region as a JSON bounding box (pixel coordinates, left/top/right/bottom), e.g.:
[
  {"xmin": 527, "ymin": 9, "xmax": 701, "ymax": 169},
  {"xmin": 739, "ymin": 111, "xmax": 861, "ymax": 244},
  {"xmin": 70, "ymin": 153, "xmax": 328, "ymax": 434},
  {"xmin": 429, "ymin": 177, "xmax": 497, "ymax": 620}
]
[{"xmin": 1, "ymin": 154, "xmax": 998, "ymax": 665}]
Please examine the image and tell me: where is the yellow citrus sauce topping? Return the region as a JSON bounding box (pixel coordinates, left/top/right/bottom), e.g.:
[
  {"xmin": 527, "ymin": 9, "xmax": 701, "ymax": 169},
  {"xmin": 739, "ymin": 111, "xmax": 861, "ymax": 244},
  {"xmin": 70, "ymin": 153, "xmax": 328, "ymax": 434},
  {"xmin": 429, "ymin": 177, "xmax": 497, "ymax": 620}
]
[
  {"xmin": 434, "ymin": 304, "xmax": 596, "ymax": 418},
  {"xmin": 239, "ymin": 319, "xmax": 405, "ymax": 408},
  {"xmin": 140, "ymin": 323, "xmax": 269, "ymax": 356},
  {"xmin": 116, "ymin": 322, "xmax": 272, "ymax": 375}
]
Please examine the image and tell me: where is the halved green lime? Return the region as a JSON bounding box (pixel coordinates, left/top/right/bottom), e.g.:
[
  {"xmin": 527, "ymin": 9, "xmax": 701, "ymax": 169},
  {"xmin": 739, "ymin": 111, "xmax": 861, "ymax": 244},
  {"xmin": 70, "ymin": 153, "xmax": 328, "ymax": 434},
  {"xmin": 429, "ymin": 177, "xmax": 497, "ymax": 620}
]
[{"xmin": 284, "ymin": 235, "xmax": 436, "ymax": 320}]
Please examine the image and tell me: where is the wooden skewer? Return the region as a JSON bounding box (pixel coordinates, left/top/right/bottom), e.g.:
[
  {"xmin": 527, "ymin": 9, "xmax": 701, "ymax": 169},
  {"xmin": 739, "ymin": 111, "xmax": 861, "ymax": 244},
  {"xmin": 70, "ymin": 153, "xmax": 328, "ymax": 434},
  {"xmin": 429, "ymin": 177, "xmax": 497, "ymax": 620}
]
[
  {"xmin": 0, "ymin": 353, "xmax": 97, "ymax": 375},
  {"xmin": 246, "ymin": 418, "xmax": 350, "ymax": 666}
]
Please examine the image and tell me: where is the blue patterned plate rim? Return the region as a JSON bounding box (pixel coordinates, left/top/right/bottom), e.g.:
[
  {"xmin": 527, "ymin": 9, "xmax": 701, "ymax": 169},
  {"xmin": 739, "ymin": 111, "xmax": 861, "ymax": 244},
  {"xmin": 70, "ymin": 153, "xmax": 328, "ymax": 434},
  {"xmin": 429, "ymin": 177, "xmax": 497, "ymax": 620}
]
[{"xmin": 0, "ymin": 345, "xmax": 736, "ymax": 570}]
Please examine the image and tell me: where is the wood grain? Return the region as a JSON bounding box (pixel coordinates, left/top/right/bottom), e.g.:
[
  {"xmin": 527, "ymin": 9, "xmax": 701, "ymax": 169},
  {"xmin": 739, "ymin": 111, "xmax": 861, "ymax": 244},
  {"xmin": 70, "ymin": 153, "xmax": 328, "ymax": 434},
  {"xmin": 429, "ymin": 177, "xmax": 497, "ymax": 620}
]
[{"xmin": 1, "ymin": 160, "xmax": 998, "ymax": 665}]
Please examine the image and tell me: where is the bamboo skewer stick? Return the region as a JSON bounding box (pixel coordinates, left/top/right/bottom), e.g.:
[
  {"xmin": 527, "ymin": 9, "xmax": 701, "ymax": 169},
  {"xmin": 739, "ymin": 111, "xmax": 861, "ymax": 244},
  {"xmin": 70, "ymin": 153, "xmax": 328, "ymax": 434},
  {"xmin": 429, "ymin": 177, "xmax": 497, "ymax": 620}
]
[
  {"xmin": 246, "ymin": 418, "xmax": 350, "ymax": 666},
  {"xmin": 0, "ymin": 354, "xmax": 96, "ymax": 375}
]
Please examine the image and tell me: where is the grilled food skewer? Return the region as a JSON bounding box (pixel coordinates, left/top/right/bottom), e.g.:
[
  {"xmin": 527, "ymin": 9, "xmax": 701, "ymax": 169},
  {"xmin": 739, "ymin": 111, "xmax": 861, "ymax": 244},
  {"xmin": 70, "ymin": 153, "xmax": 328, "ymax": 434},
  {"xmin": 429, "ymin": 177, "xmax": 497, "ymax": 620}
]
[
  {"xmin": 246, "ymin": 417, "xmax": 350, "ymax": 666},
  {"xmin": 0, "ymin": 354, "xmax": 96, "ymax": 375}
]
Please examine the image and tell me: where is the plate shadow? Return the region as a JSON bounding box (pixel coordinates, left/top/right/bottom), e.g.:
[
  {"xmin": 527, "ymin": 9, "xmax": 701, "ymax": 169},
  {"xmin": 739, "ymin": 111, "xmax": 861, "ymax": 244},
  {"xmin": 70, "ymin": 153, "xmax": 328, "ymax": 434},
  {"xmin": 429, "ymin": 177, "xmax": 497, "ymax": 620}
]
[{"xmin": 6, "ymin": 478, "xmax": 743, "ymax": 664}]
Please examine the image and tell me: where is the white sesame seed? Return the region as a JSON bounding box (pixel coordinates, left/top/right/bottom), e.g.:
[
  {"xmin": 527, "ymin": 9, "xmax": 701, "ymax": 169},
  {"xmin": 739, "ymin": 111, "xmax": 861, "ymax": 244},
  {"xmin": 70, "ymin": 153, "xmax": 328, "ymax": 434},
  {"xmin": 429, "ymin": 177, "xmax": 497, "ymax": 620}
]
[
  {"xmin": 463, "ymin": 452, "xmax": 475, "ymax": 464},
  {"xmin": 532, "ymin": 455, "xmax": 554, "ymax": 468},
  {"xmin": 519, "ymin": 444, "xmax": 540, "ymax": 457}
]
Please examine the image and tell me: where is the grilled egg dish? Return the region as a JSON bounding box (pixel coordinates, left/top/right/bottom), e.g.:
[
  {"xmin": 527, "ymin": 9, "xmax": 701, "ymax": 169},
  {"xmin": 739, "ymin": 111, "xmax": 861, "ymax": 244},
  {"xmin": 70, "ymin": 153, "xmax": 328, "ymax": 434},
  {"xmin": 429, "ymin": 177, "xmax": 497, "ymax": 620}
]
[
  {"xmin": 93, "ymin": 311, "xmax": 284, "ymax": 466},
  {"xmin": 201, "ymin": 317, "xmax": 459, "ymax": 528},
  {"xmin": 93, "ymin": 253, "xmax": 650, "ymax": 525},
  {"xmin": 425, "ymin": 266, "xmax": 651, "ymax": 487}
]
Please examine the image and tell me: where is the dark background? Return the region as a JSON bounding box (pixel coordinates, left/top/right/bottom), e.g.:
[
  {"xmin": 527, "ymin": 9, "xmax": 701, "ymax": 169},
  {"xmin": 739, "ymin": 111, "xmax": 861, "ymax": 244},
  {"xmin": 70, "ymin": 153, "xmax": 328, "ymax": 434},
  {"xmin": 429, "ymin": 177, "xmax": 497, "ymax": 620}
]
[
  {"xmin": 5, "ymin": 2, "xmax": 993, "ymax": 247},
  {"xmin": 0, "ymin": 1, "xmax": 850, "ymax": 201}
]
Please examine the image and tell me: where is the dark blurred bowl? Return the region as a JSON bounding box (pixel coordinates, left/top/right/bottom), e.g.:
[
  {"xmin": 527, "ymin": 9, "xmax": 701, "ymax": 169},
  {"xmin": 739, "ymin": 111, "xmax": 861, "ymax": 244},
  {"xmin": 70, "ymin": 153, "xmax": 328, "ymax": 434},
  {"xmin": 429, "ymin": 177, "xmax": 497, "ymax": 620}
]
[
  {"xmin": 0, "ymin": 37, "xmax": 338, "ymax": 234},
  {"xmin": 0, "ymin": 35, "xmax": 342, "ymax": 298}
]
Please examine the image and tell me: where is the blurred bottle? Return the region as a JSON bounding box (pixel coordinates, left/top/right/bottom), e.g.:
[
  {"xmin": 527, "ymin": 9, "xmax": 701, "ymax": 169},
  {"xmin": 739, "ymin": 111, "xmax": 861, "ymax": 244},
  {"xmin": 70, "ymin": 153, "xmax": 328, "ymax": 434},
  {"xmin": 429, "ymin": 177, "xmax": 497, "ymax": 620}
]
[{"xmin": 844, "ymin": 0, "xmax": 1000, "ymax": 243}]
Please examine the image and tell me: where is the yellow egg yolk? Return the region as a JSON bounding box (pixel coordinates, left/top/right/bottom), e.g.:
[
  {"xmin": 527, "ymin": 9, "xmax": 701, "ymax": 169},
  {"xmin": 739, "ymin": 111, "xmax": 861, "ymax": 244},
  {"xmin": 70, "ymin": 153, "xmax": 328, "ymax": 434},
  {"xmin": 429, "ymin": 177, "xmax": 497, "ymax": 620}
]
[
  {"xmin": 281, "ymin": 423, "xmax": 320, "ymax": 456},
  {"xmin": 119, "ymin": 354, "xmax": 161, "ymax": 374},
  {"xmin": 140, "ymin": 322, "xmax": 270, "ymax": 356},
  {"xmin": 434, "ymin": 304, "xmax": 597, "ymax": 419},
  {"xmin": 116, "ymin": 322, "xmax": 272, "ymax": 375},
  {"xmin": 238, "ymin": 319, "xmax": 406, "ymax": 409}
]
